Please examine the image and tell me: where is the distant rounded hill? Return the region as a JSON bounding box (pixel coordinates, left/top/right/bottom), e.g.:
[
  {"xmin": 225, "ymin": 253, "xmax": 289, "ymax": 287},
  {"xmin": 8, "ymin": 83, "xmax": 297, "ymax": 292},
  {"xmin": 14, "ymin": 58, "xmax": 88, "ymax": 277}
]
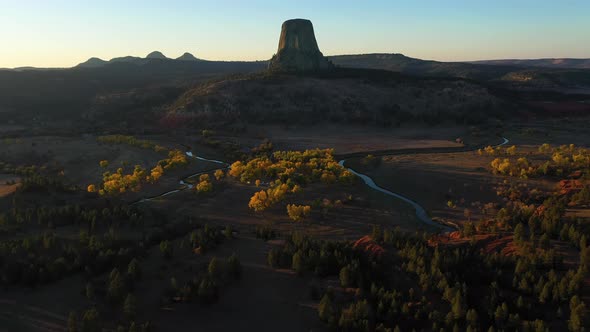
[
  {"xmin": 77, "ymin": 57, "xmax": 108, "ymax": 68},
  {"xmin": 146, "ymin": 51, "xmax": 168, "ymax": 59},
  {"xmin": 176, "ymin": 52, "xmax": 200, "ymax": 62},
  {"xmin": 76, "ymin": 51, "xmax": 201, "ymax": 68}
]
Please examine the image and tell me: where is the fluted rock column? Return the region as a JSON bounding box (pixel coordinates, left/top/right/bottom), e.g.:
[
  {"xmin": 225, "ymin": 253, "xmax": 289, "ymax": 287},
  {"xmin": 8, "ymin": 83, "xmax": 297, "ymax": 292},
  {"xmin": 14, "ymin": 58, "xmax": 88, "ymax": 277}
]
[{"xmin": 269, "ymin": 19, "xmax": 334, "ymax": 72}]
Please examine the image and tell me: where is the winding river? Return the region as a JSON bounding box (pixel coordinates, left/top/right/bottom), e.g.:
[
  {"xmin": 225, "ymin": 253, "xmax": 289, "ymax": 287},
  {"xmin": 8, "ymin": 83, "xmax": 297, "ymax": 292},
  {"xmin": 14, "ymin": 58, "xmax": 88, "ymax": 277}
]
[
  {"xmin": 338, "ymin": 137, "xmax": 509, "ymax": 232},
  {"xmin": 136, "ymin": 137, "xmax": 510, "ymax": 233},
  {"xmin": 133, "ymin": 153, "xmax": 229, "ymax": 204}
]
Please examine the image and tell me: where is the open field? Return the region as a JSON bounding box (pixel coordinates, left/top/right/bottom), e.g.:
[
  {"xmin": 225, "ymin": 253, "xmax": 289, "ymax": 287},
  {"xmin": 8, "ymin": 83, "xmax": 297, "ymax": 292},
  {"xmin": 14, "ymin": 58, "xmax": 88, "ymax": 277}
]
[
  {"xmin": 237, "ymin": 124, "xmax": 468, "ymax": 154},
  {"xmin": 346, "ymin": 149, "xmax": 553, "ymax": 226},
  {"xmin": 142, "ymin": 179, "xmax": 423, "ymax": 239},
  {"xmin": 341, "ymin": 119, "xmax": 590, "ymax": 227}
]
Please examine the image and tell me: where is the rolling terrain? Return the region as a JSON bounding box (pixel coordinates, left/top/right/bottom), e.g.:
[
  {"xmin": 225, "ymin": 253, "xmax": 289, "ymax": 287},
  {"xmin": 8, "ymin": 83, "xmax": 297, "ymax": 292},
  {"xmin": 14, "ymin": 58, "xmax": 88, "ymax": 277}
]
[
  {"xmin": 329, "ymin": 53, "xmax": 590, "ymax": 93},
  {"xmin": 2, "ymin": 52, "xmax": 589, "ymax": 138},
  {"xmin": 1, "ymin": 20, "xmax": 589, "ymax": 330},
  {"xmin": 165, "ymin": 69, "xmax": 506, "ymax": 128}
]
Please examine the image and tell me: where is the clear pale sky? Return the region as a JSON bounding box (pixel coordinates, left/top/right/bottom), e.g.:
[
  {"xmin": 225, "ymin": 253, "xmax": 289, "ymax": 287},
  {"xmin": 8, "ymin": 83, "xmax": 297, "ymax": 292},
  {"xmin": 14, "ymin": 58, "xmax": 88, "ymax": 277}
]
[{"xmin": 1, "ymin": 0, "xmax": 589, "ymax": 68}]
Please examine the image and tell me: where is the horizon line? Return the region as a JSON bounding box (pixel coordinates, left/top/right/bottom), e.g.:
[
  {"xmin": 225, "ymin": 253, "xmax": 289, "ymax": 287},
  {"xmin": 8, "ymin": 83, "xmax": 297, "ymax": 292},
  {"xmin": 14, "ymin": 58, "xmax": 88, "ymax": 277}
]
[{"xmin": 3, "ymin": 52, "xmax": 590, "ymax": 70}]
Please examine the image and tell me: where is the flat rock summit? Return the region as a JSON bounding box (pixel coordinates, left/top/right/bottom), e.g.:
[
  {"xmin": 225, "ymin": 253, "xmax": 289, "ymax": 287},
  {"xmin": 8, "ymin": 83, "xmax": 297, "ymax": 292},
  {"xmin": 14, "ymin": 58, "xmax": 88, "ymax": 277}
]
[{"xmin": 268, "ymin": 19, "xmax": 333, "ymax": 72}]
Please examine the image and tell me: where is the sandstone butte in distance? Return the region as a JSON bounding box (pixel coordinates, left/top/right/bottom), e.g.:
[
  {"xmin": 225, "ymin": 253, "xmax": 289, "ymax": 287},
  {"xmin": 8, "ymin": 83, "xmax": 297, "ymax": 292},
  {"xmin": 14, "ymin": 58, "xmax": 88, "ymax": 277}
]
[{"xmin": 268, "ymin": 18, "xmax": 334, "ymax": 72}]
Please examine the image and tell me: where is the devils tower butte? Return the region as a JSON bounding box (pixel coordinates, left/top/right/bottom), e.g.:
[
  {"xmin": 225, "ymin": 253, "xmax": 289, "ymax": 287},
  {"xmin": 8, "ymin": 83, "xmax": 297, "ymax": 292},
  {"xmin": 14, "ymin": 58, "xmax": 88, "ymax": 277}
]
[{"xmin": 268, "ymin": 19, "xmax": 333, "ymax": 72}]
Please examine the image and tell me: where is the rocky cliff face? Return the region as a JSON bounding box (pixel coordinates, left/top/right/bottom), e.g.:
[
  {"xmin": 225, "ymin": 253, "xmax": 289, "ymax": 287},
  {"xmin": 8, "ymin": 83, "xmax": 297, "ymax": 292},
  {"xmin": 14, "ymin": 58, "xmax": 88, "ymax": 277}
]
[{"xmin": 268, "ymin": 19, "xmax": 333, "ymax": 72}]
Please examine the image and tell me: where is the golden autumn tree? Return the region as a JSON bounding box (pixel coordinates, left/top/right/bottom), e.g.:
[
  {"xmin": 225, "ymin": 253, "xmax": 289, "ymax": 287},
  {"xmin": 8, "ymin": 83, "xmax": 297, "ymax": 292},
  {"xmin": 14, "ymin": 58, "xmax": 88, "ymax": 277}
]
[
  {"xmin": 287, "ymin": 204, "xmax": 311, "ymax": 221},
  {"xmin": 214, "ymin": 169, "xmax": 225, "ymax": 180}
]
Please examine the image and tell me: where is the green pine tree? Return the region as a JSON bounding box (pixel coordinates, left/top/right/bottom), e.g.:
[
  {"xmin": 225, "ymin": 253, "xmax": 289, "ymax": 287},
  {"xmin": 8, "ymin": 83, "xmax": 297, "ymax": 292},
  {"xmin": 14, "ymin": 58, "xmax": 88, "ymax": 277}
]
[{"xmin": 123, "ymin": 293, "xmax": 136, "ymax": 319}]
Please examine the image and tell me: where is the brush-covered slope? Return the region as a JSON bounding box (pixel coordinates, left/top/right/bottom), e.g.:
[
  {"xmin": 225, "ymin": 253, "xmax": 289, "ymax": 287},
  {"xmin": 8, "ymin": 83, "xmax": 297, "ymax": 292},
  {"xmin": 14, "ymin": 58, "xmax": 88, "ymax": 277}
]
[
  {"xmin": 166, "ymin": 68, "xmax": 508, "ymax": 127},
  {"xmin": 470, "ymin": 58, "xmax": 590, "ymax": 69}
]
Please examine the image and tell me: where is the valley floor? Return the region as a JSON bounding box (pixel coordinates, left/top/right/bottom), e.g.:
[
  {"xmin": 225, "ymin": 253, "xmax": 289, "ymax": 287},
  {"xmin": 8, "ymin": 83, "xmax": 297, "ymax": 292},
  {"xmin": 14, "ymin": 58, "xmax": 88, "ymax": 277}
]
[{"xmin": 1, "ymin": 119, "xmax": 589, "ymax": 331}]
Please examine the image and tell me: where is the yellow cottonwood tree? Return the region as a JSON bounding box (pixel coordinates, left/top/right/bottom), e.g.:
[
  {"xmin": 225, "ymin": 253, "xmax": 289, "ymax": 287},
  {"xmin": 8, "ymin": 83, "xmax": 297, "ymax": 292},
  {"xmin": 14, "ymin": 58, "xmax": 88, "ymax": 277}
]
[{"xmin": 287, "ymin": 204, "xmax": 311, "ymax": 221}]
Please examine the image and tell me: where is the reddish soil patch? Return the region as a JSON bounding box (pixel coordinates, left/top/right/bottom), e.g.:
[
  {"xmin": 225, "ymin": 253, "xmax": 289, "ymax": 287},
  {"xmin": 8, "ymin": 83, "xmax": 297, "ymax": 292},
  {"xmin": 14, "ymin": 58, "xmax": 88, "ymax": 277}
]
[
  {"xmin": 0, "ymin": 174, "xmax": 20, "ymax": 198},
  {"xmin": 429, "ymin": 232, "xmax": 519, "ymax": 257},
  {"xmin": 353, "ymin": 236, "xmax": 385, "ymax": 256},
  {"xmin": 558, "ymin": 179, "xmax": 585, "ymax": 195}
]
